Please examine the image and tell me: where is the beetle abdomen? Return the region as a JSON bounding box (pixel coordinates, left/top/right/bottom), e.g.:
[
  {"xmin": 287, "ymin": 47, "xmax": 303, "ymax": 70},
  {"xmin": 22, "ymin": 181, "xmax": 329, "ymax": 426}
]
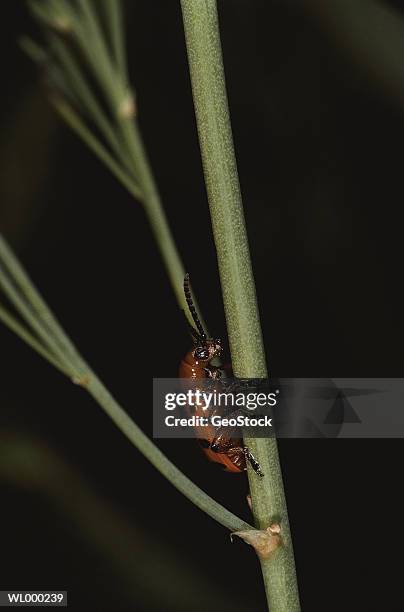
[{"xmin": 179, "ymin": 349, "xmax": 245, "ymax": 473}]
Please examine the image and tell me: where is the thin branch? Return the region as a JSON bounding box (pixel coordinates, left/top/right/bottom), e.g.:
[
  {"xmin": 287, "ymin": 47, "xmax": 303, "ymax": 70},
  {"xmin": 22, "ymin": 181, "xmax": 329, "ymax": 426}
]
[
  {"xmin": 19, "ymin": 36, "xmax": 47, "ymax": 64},
  {"xmin": 0, "ymin": 260, "xmax": 77, "ymax": 376},
  {"xmin": 27, "ymin": 0, "xmax": 59, "ymax": 29},
  {"xmin": 0, "ymin": 235, "xmax": 83, "ymax": 370},
  {"xmin": 0, "ymin": 233, "xmax": 253, "ymax": 534},
  {"xmin": 98, "ymin": 0, "xmax": 128, "ymax": 78},
  {"xmin": 0, "ymin": 303, "xmax": 71, "ymax": 376},
  {"xmin": 85, "ymin": 374, "xmax": 252, "ymax": 532},
  {"xmin": 74, "ymin": 0, "xmax": 128, "ymax": 114},
  {"xmin": 20, "ymin": 36, "xmax": 142, "ymax": 200},
  {"xmin": 49, "ymin": 34, "xmax": 133, "ymax": 173},
  {"xmin": 24, "ymin": 0, "xmax": 202, "ymax": 329},
  {"xmin": 66, "ymin": 1, "xmax": 191, "ymax": 313},
  {"xmin": 0, "ymin": 433, "xmax": 248, "ymax": 612},
  {"xmin": 18, "ymin": 0, "xmax": 246, "ymax": 541},
  {"xmin": 52, "ymin": 98, "xmax": 143, "ymax": 201},
  {"xmin": 180, "ymin": 1, "xmax": 300, "ymax": 610}
]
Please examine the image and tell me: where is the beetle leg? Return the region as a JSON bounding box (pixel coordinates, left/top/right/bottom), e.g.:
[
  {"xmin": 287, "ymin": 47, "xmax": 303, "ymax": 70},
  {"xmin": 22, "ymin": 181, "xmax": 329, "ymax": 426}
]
[
  {"xmin": 210, "ymin": 429, "xmax": 235, "ymax": 453},
  {"xmin": 203, "ymin": 365, "xmax": 222, "ymax": 379},
  {"xmin": 244, "ymin": 447, "xmax": 264, "ymax": 477}
]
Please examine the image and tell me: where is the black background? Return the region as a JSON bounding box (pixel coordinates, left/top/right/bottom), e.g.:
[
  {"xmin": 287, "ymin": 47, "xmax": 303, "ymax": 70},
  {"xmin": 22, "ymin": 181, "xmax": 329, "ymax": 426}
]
[{"xmin": 1, "ymin": 1, "xmax": 404, "ymax": 610}]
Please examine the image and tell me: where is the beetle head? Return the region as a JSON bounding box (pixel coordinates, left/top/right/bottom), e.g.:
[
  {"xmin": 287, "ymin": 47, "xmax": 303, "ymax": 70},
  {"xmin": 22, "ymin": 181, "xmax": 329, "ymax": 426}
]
[{"xmin": 193, "ymin": 338, "xmax": 222, "ymax": 363}]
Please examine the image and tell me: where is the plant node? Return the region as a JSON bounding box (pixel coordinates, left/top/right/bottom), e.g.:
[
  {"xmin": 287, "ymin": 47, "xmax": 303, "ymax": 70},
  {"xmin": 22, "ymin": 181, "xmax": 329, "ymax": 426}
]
[
  {"xmin": 51, "ymin": 16, "xmax": 72, "ymax": 34},
  {"xmin": 118, "ymin": 91, "xmax": 137, "ymax": 119},
  {"xmin": 231, "ymin": 523, "xmax": 282, "ymax": 559},
  {"xmin": 71, "ymin": 374, "xmax": 91, "ymax": 388}
]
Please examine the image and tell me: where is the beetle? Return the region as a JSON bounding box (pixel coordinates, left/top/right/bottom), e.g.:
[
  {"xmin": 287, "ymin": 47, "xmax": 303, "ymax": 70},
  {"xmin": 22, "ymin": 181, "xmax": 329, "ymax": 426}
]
[{"xmin": 179, "ymin": 274, "xmax": 264, "ymax": 477}]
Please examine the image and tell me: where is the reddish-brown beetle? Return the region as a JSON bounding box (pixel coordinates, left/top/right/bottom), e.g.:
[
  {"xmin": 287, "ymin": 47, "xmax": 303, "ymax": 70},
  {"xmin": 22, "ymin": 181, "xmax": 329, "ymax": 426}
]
[{"xmin": 179, "ymin": 274, "xmax": 263, "ymax": 477}]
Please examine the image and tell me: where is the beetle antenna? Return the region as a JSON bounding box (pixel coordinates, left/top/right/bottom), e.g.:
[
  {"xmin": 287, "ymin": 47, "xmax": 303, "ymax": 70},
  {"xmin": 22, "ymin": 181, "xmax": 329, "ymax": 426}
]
[{"xmin": 184, "ymin": 274, "xmax": 207, "ymax": 342}]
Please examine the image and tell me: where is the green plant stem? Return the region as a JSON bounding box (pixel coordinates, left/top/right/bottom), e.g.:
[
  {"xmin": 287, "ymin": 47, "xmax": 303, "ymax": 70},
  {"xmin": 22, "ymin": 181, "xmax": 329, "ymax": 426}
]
[
  {"xmin": 98, "ymin": 0, "xmax": 127, "ymax": 78},
  {"xmin": 75, "ymin": 0, "xmax": 128, "ymax": 112},
  {"xmin": 0, "ymin": 235, "xmax": 86, "ymax": 373},
  {"xmin": 0, "ymin": 433, "xmax": 249, "ymax": 612},
  {"xmin": 52, "ymin": 98, "xmax": 143, "ymax": 201},
  {"xmin": 25, "ymin": 0, "xmax": 199, "ymax": 325},
  {"xmin": 85, "ymin": 374, "xmax": 250, "ymax": 532},
  {"xmin": 0, "ymin": 233, "xmax": 252, "ymax": 534},
  {"xmin": 180, "ymin": 1, "xmax": 300, "ymax": 610},
  {"xmin": 71, "ymin": 0, "xmax": 190, "ymax": 314},
  {"xmin": 118, "ymin": 117, "xmax": 189, "ymax": 312},
  {"xmin": 19, "ymin": 0, "xmax": 244, "ymax": 541},
  {"xmin": 53, "ymin": 94, "xmax": 190, "ymax": 312},
  {"xmin": 49, "ymin": 35, "xmax": 133, "ymax": 174},
  {"xmin": 0, "ymin": 303, "xmax": 70, "ymax": 375},
  {"xmin": 0, "ymin": 261, "xmax": 77, "ymax": 376}
]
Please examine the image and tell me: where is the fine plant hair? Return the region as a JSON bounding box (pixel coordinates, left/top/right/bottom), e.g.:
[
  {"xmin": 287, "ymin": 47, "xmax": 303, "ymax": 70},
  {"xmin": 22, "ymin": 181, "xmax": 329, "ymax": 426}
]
[{"xmin": 0, "ymin": 2, "xmax": 301, "ymax": 610}]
